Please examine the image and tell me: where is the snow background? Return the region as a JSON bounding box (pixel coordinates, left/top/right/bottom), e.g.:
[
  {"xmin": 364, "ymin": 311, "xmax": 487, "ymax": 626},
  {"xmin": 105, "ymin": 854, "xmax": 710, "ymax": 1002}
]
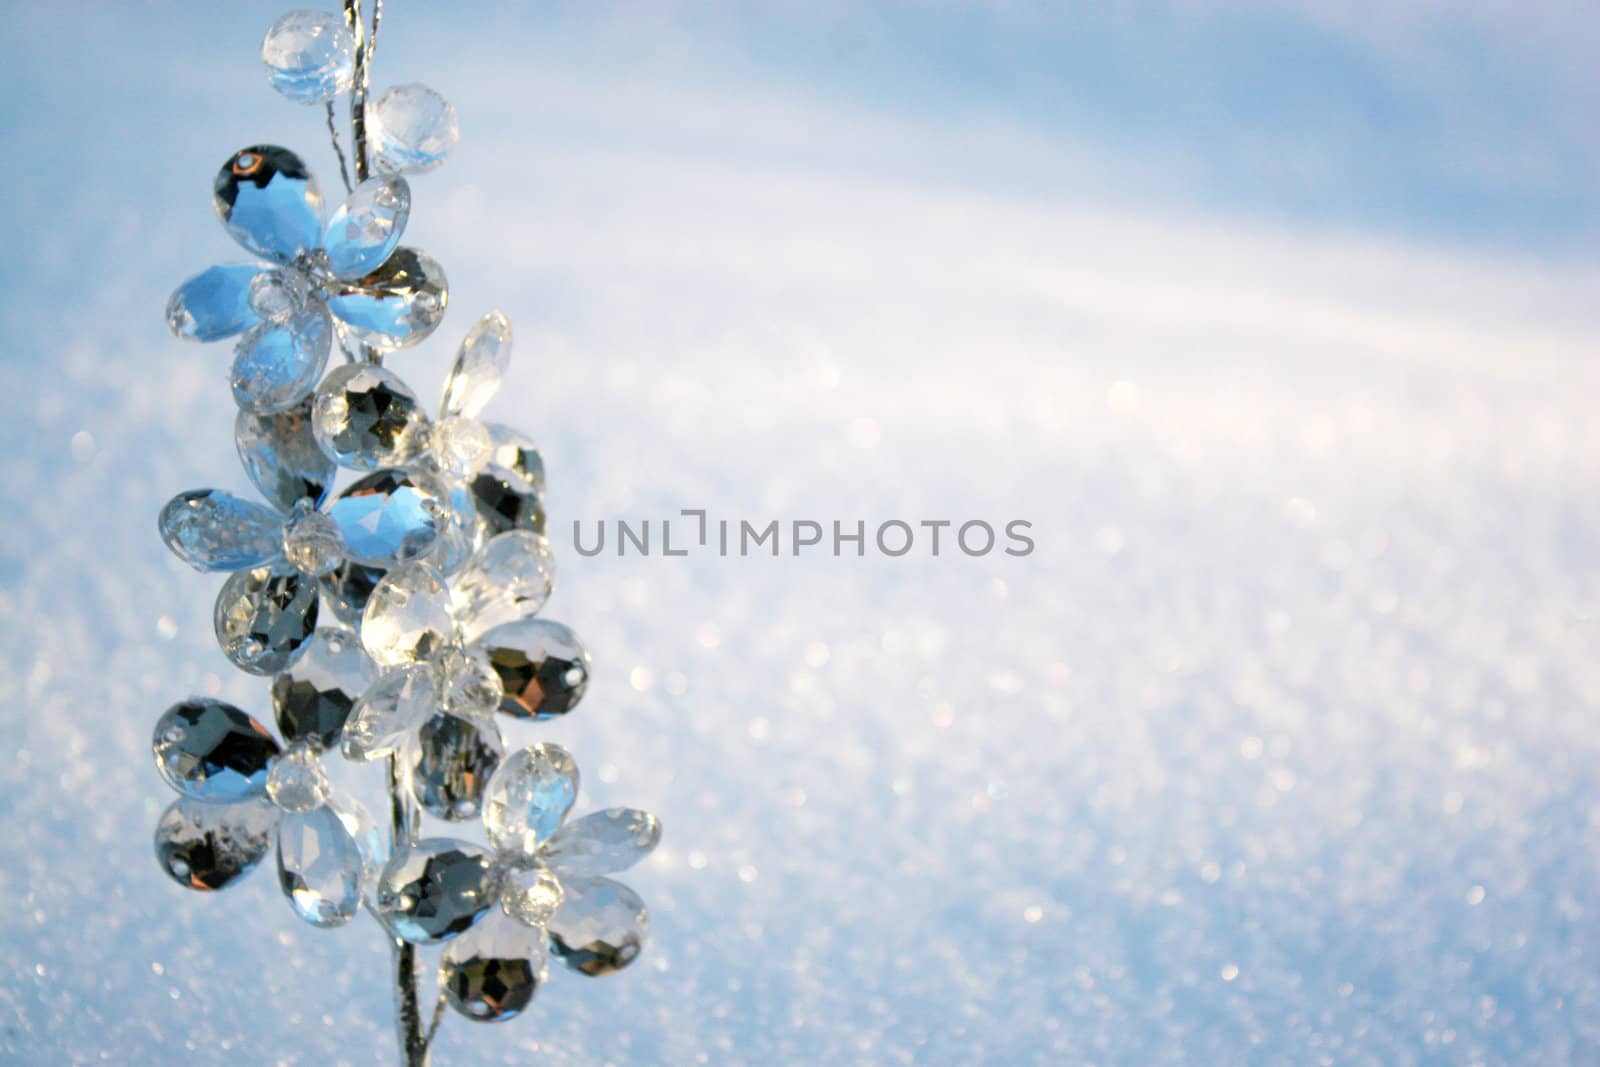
[{"xmin": 3, "ymin": 1, "xmax": 1600, "ymax": 1063}]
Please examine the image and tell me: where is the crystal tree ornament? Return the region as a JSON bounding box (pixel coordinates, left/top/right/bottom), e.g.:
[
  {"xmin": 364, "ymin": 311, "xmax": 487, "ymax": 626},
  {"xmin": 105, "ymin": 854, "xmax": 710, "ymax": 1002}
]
[{"xmin": 150, "ymin": 5, "xmax": 660, "ymax": 1063}]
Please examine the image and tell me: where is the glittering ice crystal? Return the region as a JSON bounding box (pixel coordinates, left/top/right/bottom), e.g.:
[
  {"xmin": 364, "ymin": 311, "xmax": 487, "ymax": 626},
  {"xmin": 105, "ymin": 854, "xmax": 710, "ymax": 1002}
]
[
  {"xmin": 451, "ymin": 531, "xmax": 555, "ymax": 644},
  {"xmin": 159, "ymin": 489, "xmax": 283, "ymax": 572},
  {"xmin": 312, "ymin": 363, "xmax": 428, "ymax": 470},
  {"xmin": 441, "ymin": 311, "xmax": 511, "ymax": 419},
  {"xmin": 265, "ymin": 741, "xmax": 331, "ymax": 813},
  {"xmin": 235, "ymin": 400, "xmax": 335, "ymax": 512},
  {"xmin": 154, "ymin": 796, "xmax": 277, "ymax": 891},
  {"xmin": 478, "ymin": 618, "xmax": 591, "ymax": 719},
  {"xmin": 324, "ymin": 246, "xmax": 448, "ymax": 350},
  {"xmin": 369, "ymin": 83, "xmax": 460, "ymax": 175},
  {"xmin": 327, "ymin": 468, "xmax": 440, "ymax": 565},
  {"xmin": 376, "ymin": 838, "xmax": 498, "ymax": 944},
  {"xmin": 153, "ymin": 698, "xmax": 281, "ymax": 802},
  {"xmin": 499, "ymin": 864, "xmax": 564, "ymax": 928},
  {"xmin": 231, "ymin": 302, "xmax": 332, "ymax": 414},
  {"xmin": 547, "ymin": 876, "xmax": 650, "ymax": 977},
  {"xmin": 440, "ymin": 905, "xmax": 547, "ymax": 1022},
  {"xmin": 542, "ymin": 808, "xmax": 662, "ymax": 879},
  {"xmin": 482, "ymin": 743, "xmax": 578, "ymax": 858},
  {"xmin": 322, "ymin": 175, "xmax": 411, "ymax": 280},
  {"xmin": 214, "ymin": 565, "xmax": 320, "ymax": 675},
  {"xmin": 213, "ymin": 146, "xmax": 323, "ymax": 264},
  {"xmin": 361, "ymin": 561, "xmax": 454, "ymax": 667},
  {"xmin": 341, "ymin": 666, "xmax": 435, "ymax": 762},
  {"xmin": 167, "ymin": 264, "xmax": 264, "ymax": 342},
  {"xmin": 272, "ymin": 628, "xmax": 376, "ymax": 748},
  {"xmin": 412, "ymin": 713, "xmax": 505, "ymax": 821},
  {"xmin": 261, "ymin": 10, "xmax": 356, "ymax": 104},
  {"xmin": 277, "ymin": 803, "xmax": 365, "ymax": 927}
]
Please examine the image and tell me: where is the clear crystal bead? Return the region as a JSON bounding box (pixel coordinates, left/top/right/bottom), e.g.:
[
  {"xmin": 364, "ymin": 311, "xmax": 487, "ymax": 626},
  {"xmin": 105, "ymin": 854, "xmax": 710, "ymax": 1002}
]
[
  {"xmin": 500, "ymin": 864, "xmax": 564, "ymax": 928},
  {"xmin": 361, "ymin": 561, "xmax": 454, "ymax": 667},
  {"xmin": 214, "ymin": 146, "xmax": 323, "ymax": 263},
  {"xmin": 418, "ymin": 473, "xmax": 482, "ymax": 576},
  {"xmin": 441, "ymin": 311, "xmax": 512, "ymax": 419},
  {"xmin": 541, "ymin": 808, "xmax": 662, "ymax": 878},
  {"xmin": 159, "ymin": 489, "xmax": 284, "ymax": 573},
  {"xmin": 153, "ymin": 698, "xmax": 281, "ymax": 802},
  {"xmin": 452, "ymin": 531, "xmax": 556, "ymax": 644},
  {"xmin": 246, "ymin": 269, "xmax": 304, "ymax": 323},
  {"xmin": 376, "ymin": 838, "xmax": 498, "ymax": 944},
  {"xmin": 340, "ymin": 666, "xmax": 436, "ymax": 762},
  {"xmin": 325, "ymin": 246, "xmax": 448, "ymax": 350},
  {"xmin": 214, "ymin": 566, "xmax": 320, "ymax": 675},
  {"xmin": 232, "ymin": 302, "xmax": 333, "ymax": 414},
  {"xmin": 478, "ymin": 618, "xmax": 591, "ymax": 719},
  {"xmin": 547, "ymin": 877, "xmax": 650, "ymax": 976},
  {"xmin": 482, "ymin": 743, "xmax": 578, "ymax": 859},
  {"xmin": 326, "ymin": 793, "xmax": 385, "ymax": 908},
  {"xmin": 155, "ymin": 796, "xmax": 277, "ymax": 891},
  {"xmin": 265, "ymin": 741, "xmax": 331, "ymax": 813},
  {"xmin": 272, "ymin": 627, "xmax": 376, "ymax": 748},
  {"xmin": 261, "ymin": 10, "xmax": 356, "ymax": 104},
  {"xmin": 435, "ymin": 644, "xmax": 503, "ymax": 720},
  {"xmin": 369, "ymin": 83, "xmax": 460, "ymax": 175},
  {"xmin": 430, "ymin": 415, "xmax": 492, "ymax": 477},
  {"xmin": 312, "ymin": 363, "xmax": 427, "ymax": 470},
  {"xmin": 483, "ymin": 424, "xmax": 546, "ymax": 494},
  {"xmin": 440, "ymin": 905, "xmax": 548, "ymax": 1022},
  {"xmin": 327, "ymin": 468, "xmax": 441, "ymax": 565},
  {"xmin": 236, "ymin": 400, "xmax": 336, "ymax": 511},
  {"xmin": 277, "ymin": 803, "xmax": 364, "ymax": 927},
  {"xmin": 167, "ymin": 264, "xmax": 264, "ymax": 342},
  {"xmin": 412, "ymin": 713, "xmax": 505, "ymax": 821},
  {"xmin": 322, "ymin": 174, "xmax": 411, "ymax": 280},
  {"xmin": 470, "ymin": 463, "xmax": 546, "ymax": 539},
  {"xmin": 281, "ymin": 499, "xmax": 345, "ymax": 576},
  {"xmin": 320, "ymin": 558, "xmax": 388, "ymax": 626}
]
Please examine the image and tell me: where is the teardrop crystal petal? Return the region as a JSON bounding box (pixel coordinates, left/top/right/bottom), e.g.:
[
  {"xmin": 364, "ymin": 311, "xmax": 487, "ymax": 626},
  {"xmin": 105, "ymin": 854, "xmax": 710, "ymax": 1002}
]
[
  {"xmin": 271, "ymin": 628, "xmax": 376, "ymax": 748},
  {"xmin": 327, "ymin": 468, "xmax": 440, "ymax": 565},
  {"xmin": 322, "ymin": 174, "xmax": 411, "ymax": 280},
  {"xmin": 153, "ymin": 698, "xmax": 282, "ymax": 802},
  {"xmin": 325, "ymin": 246, "xmax": 448, "ymax": 350},
  {"xmin": 482, "ymin": 743, "xmax": 578, "ymax": 859},
  {"xmin": 261, "ymin": 10, "xmax": 356, "ymax": 103},
  {"xmin": 236, "ymin": 400, "xmax": 336, "ymax": 511},
  {"xmin": 231, "ymin": 302, "xmax": 333, "ymax": 414},
  {"xmin": 541, "ymin": 808, "xmax": 662, "ymax": 879},
  {"xmin": 482, "ymin": 424, "xmax": 546, "ymax": 494},
  {"xmin": 441, "ymin": 905, "xmax": 548, "ymax": 1022},
  {"xmin": 214, "ymin": 566, "xmax": 320, "ymax": 675},
  {"xmin": 547, "ymin": 877, "xmax": 650, "ymax": 977},
  {"xmin": 440, "ymin": 311, "xmax": 511, "ymax": 419},
  {"xmin": 154, "ymin": 796, "xmax": 277, "ymax": 891},
  {"xmin": 361, "ymin": 561, "xmax": 454, "ymax": 667},
  {"xmin": 326, "ymin": 792, "xmax": 386, "ymax": 908},
  {"xmin": 159, "ymin": 489, "xmax": 284, "ymax": 573},
  {"xmin": 469, "ymin": 463, "xmax": 546, "ymax": 539},
  {"xmin": 452, "ymin": 531, "xmax": 555, "ymax": 644},
  {"xmin": 167, "ymin": 264, "xmax": 264, "ymax": 342},
  {"xmin": 369, "ymin": 83, "xmax": 460, "ymax": 175},
  {"xmin": 341, "ymin": 666, "xmax": 437, "ymax": 761},
  {"xmin": 213, "ymin": 145, "xmax": 323, "ymax": 263},
  {"xmin": 412, "ymin": 713, "xmax": 505, "ymax": 822},
  {"xmin": 478, "ymin": 618, "xmax": 591, "ymax": 719},
  {"xmin": 312, "ymin": 363, "xmax": 428, "ymax": 470},
  {"xmin": 277, "ymin": 803, "xmax": 364, "ymax": 927},
  {"xmin": 375, "ymin": 838, "xmax": 498, "ymax": 944}
]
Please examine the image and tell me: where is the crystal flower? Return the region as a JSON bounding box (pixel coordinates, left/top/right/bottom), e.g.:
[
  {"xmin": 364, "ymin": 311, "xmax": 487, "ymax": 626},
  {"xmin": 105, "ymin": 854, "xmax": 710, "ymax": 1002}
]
[
  {"xmin": 166, "ymin": 144, "xmax": 448, "ymax": 413},
  {"xmin": 152, "ymin": 694, "xmax": 385, "ymax": 928}
]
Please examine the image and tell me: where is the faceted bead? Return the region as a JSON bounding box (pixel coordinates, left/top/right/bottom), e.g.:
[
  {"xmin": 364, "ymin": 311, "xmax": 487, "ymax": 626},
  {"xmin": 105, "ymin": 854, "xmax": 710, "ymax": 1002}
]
[
  {"xmin": 312, "ymin": 363, "xmax": 427, "ymax": 470},
  {"xmin": 419, "ymin": 474, "xmax": 482, "ymax": 576},
  {"xmin": 441, "ymin": 906, "xmax": 547, "ymax": 1022},
  {"xmin": 159, "ymin": 489, "xmax": 283, "ymax": 573},
  {"xmin": 483, "ymin": 424, "xmax": 545, "ymax": 495},
  {"xmin": 214, "ymin": 566, "xmax": 320, "ymax": 675},
  {"xmin": 261, "ymin": 10, "xmax": 356, "ymax": 104},
  {"xmin": 361, "ymin": 561, "xmax": 454, "ymax": 667},
  {"xmin": 482, "ymin": 743, "xmax": 578, "ymax": 859},
  {"xmin": 281, "ymin": 500, "xmax": 345, "ymax": 576},
  {"xmin": 375, "ymin": 838, "xmax": 498, "ymax": 944},
  {"xmin": 320, "ymin": 558, "xmax": 387, "ymax": 626},
  {"xmin": 271, "ymin": 628, "xmax": 375, "ymax": 748},
  {"xmin": 441, "ymin": 311, "xmax": 511, "ymax": 419},
  {"xmin": 277, "ymin": 803, "xmax": 365, "ymax": 927},
  {"xmin": 369, "ymin": 83, "xmax": 460, "ymax": 175},
  {"xmin": 327, "ymin": 468, "xmax": 440, "ymax": 565},
  {"xmin": 340, "ymin": 666, "xmax": 435, "ymax": 762},
  {"xmin": 167, "ymin": 264, "xmax": 263, "ymax": 342},
  {"xmin": 429, "ymin": 415, "xmax": 491, "ymax": 477},
  {"xmin": 435, "ymin": 645, "xmax": 503, "ymax": 720},
  {"xmin": 500, "ymin": 864, "xmax": 564, "ymax": 928},
  {"xmin": 213, "ymin": 145, "xmax": 323, "ymax": 263},
  {"xmin": 547, "ymin": 877, "xmax": 650, "ymax": 977},
  {"xmin": 265, "ymin": 741, "xmax": 330, "ymax": 813},
  {"xmin": 236, "ymin": 400, "xmax": 336, "ymax": 511},
  {"xmin": 232, "ymin": 303, "xmax": 332, "ymax": 414},
  {"xmin": 470, "ymin": 464, "xmax": 546, "ymax": 538},
  {"xmin": 542, "ymin": 808, "xmax": 662, "ymax": 878},
  {"xmin": 452, "ymin": 531, "xmax": 556, "ymax": 644},
  {"xmin": 326, "ymin": 793, "xmax": 385, "ymax": 907},
  {"xmin": 322, "ymin": 175, "xmax": 411, "ymax": 281},
  {"xmin": 412, "ymin": 713, "xmax": 505, "ymax": 821},
  {"xmin": 154, "ymin": 796, "xmax": 277, "ymax": 891},
  {"xmin": 325, "ymin": 246, "xmax": 448, "ymax": 350},
  {"xmin": 153, "ymin": 698, "xmax": 281, "ymax": 802},
  {"xmin": 478, "ymin": 619, "xmax": 591, "ymax": 719},
  {"xmin": 247, "ymin": 268, "xmax": 308, "ymax": 323}
]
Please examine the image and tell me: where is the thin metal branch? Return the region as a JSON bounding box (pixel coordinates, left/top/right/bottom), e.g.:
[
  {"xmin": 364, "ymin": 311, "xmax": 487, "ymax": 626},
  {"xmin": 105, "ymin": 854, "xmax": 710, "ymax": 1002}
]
[
  {"xmin": 345, "ymin": 0, "xmax": 373, "ymax": 182},
  {"xmin": 325, "ymin": 101, "xmax": 353, "ymax": 193},
  {"xmin": 388, "ymin": 751, "xmax": 435, "ymax": 1065}
]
